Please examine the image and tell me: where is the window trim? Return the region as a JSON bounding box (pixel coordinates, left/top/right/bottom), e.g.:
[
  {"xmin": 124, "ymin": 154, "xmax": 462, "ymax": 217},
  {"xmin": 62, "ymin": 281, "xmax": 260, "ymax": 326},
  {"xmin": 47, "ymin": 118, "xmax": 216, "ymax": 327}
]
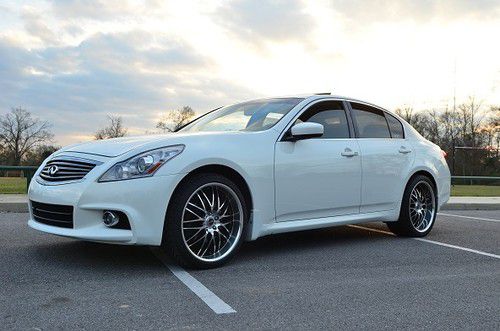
[
  {"xmin": 383, "ymin": 111, "xmax": 406, "ymax": 139},
  {"xmin": 278, "ymin": 98, "xmax": 355, "ymax": 141}
]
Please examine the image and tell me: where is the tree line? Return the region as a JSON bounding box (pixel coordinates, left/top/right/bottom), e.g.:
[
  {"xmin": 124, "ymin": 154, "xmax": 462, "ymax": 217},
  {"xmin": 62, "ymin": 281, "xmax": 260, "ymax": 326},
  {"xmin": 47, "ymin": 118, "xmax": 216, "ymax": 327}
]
[
  {"xmin": 395, "ymin": 97, "xmax": 499, "ymax": 176},
  {"xmin": 1, "ymin": 101, "xmax": 498, "ymax": 176},
  {"xmin": 0, "ymin": 106, "xmax": 196, "ymax": 166}
]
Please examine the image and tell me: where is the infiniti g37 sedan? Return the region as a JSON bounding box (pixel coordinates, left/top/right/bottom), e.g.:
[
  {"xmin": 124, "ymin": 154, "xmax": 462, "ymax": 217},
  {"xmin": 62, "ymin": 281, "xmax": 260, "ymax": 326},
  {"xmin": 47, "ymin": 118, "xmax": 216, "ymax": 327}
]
[{"xmin": 28, "ymin": 94, "xmax": 451, "ymax": 268}]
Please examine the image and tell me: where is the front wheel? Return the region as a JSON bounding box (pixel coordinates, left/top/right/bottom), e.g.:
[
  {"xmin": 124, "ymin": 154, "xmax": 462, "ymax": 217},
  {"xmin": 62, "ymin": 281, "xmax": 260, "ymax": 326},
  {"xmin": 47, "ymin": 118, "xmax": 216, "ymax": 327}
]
[
  {"xmin": 162, "ymin": 173, "xmax": 247, "ymax": 269},
  {"xmin": 387, "ymin": 175, "xmax": 437, "ymax": 237}
]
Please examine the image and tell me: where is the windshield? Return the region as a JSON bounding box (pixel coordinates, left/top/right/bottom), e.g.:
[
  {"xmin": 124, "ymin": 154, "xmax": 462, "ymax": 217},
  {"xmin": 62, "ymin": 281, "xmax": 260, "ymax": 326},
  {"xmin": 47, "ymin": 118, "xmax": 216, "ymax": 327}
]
[{"xmin": 180, "ymin": 98, "xmax": 303, "ymax": 133}]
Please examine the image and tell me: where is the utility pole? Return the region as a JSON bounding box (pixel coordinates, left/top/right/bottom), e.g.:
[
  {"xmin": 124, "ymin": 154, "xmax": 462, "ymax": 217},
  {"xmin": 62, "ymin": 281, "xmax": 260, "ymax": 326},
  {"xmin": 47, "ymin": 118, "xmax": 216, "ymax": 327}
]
[{"xmin": 453, "ymin": 58, "xmax": 457, "ymax": 113}]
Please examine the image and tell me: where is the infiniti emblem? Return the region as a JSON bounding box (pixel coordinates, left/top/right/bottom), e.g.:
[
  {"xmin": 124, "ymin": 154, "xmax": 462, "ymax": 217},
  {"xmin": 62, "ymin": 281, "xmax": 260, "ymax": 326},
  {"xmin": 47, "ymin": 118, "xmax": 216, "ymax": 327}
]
[{"xmin": 48, "ymin": 165, "xmax": 59, "ymax": 176}]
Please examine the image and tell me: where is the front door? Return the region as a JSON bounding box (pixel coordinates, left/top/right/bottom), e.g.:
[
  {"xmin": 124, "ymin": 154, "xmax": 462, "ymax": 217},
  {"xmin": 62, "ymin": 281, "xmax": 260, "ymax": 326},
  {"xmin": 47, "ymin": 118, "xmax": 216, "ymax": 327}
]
[{"xmin": 274, "ymin": 100, "xmax": 362, "ymax": 222}]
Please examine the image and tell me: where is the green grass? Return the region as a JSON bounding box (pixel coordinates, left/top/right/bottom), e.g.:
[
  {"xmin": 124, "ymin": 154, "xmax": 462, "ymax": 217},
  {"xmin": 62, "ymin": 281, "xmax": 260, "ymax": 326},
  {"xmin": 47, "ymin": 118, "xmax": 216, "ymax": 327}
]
[
  {"xmin": 451, "ymin": 185, "xmax": 500, "ymax": 197},
  {"xmin": 0, "ymin": 177, "xmax": 498, "ymax": 196},
  {"xmin": 0, "ymin": 177, "xmax": 27, "ymax": 194}
]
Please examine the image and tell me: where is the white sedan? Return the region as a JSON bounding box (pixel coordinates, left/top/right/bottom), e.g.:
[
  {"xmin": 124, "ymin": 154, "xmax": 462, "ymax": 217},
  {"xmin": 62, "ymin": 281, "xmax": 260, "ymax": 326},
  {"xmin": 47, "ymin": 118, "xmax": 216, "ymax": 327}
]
[{"xmin": 28, "ymin": 94, "xmax": 451, "ymax": 268}]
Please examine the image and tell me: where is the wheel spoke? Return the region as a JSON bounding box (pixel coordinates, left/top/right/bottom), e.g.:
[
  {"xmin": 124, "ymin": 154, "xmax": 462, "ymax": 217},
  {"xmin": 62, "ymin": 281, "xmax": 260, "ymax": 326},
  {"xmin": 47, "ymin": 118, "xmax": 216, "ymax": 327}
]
[
  {"xmin": 196, "ymin": 193, "xmax": 207, "ymax": 211},
  {"xmin": 189, "ymin": 232, "xmax": 208, "ymax": 247},
  {"xmin": 216, "ymin": 231, "xmax": 222, "ymax": 253},
  {"xmin": 201, "ymin": 189, "xmax": 213, "ymax": 211},
  {"xmin": 200, "ymin": 235, "xmax": 213, "ymax": 257},
  {"xmin": 219, "ymin": 222, "xmax": 232, "ymax": 234},
  {"xmin": 186, "ymin": 227, "xmax": 205, "ymax": 243},
  {"xmin": 217, "ymin": 199, "xmax": 227, "ymax": 213},
  {"xmin": 212, "ymin": 232, "xmax": 217, "ymax": 255},
  {"xmin": 184, "ymin": 225, "xmax": 205, "ymax": 230},
  {"xmin": 188, "ymin": 202, "xmax": 206, "ymax": 214},
  {"xmin": 218, "ymin": 229, "xmax": 229, "ymax": 242},
  {"xmin": 197, "ymin": 235, "xmax": 209, "ymax": 255},
  {"xmin": 183, "ymin": 218, "xmax": 204, "ymax": 224},
  {"xmin": 216, "ymin": 187, "xmax": 221, "ymax": 211},
  {"xmin": 211, "ymin": 187, "xmax": 216, "ymax": 211},
  {"xmin": 185, "ymin": 207, "xmax": 204, "ymax": 219}
]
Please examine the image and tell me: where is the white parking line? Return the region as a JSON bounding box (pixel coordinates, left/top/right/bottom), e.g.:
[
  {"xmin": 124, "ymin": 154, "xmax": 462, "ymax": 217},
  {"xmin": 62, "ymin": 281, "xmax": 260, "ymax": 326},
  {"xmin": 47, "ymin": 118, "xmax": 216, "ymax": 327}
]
[
  {"xmin": 413, "ymin": 238, "xmax": 500, "ymax": 259},
  {"xmin": 151, "ymin": 249, "xmax": 236, "ymax": 314},
  {"xmin": 348, "ymin": 225, "xmax": 500, "ymax": 260},
  {"xmin": 438, "ymin": 213, "xmax": 500, "ymax": 223}
]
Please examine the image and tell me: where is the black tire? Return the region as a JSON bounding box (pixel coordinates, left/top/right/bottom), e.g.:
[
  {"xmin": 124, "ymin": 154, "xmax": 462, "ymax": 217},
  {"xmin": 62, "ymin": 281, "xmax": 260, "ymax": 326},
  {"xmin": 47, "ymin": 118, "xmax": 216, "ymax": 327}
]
[
  {"xmin": 387, "ymin": 175, "xmax": 437, "ymax": 237},
  {"xmin": 162, "ymin": 173, "xmax": 248, "ymax": 269}
]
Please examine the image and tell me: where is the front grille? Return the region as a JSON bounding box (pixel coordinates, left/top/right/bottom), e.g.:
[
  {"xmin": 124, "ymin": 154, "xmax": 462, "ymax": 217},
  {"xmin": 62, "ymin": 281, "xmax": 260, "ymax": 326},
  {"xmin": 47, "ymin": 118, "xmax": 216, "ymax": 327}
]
[
  {"xmin": 31, "ymin": 200, "xmax": 74, "ymax": 228},
  {"xmin": 39, "ymin": 158, "xmax": 96, "ymax": 182}
]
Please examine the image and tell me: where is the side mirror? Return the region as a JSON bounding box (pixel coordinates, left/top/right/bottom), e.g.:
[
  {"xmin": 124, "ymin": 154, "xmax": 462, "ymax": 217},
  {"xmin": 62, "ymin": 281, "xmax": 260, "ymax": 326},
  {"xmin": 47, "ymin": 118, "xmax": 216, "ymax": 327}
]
[{"xmin": 285, "ymin": 122, "xmax": 324, "ymax": 141}]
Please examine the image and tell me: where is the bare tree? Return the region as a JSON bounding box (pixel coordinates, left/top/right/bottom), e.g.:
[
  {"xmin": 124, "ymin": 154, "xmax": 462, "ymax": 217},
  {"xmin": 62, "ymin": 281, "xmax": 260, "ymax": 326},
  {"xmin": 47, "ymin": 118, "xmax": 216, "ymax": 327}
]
[
  {"xmin": 457, "ymin": 96, "xmax": 486, "ymax": 147},
  {"xmin": 0, "ymin": 108, "xmax": 54, "ymax": 165},
  {"xmin": 395, "ymin": 100, "xmax": 500, "ymax": 176},
  {"xmin": 395, "ymin": 106, "xmax": 432, "ymax": 137},
  {"xmin": 483, "ymin": 106, "xmax": 500, "ymax": 156},
  {"xmin": 395, "ymin": 106, "xmax": 415, "ymax": 123},
  {"xmin": 439, "ymin": 106, "xmax": 461, "ymax": 151},
  {"xmin": 156, "ymin": 106, "xmax": 195, "ymax": 133},
  {"xmin": 426, "ymin": 109, "xmax": 441, "ymax": 143},
  {"xmin": 95, "ymin": 115, "xmax": 128, "ymax": 140}
]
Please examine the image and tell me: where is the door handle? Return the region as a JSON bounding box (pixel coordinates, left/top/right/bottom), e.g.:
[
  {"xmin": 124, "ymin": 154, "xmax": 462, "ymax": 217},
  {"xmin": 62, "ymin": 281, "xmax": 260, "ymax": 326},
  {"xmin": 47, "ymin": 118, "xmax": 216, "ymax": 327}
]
[
  {"xmin": 341, "ymin": 148, "xmax": 358, "ymax": 157},
  {"xmin": 399, "ymin": 146, "xmax": 412, "ymax": 154}
]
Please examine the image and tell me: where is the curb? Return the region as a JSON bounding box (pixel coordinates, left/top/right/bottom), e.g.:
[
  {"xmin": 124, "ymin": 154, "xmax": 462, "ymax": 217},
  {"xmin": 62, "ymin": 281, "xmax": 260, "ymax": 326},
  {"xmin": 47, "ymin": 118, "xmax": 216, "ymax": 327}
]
[
  {"xmin": 0, "ymin": 203, "xmax": 29, "ymax": 213},
  {"xmin": 1, "ymin": 202, "xmax": 499, "ymax": 213},
  {"xmin": 440, "ymin": 203, "xmax": 500, "ymax": 211}
]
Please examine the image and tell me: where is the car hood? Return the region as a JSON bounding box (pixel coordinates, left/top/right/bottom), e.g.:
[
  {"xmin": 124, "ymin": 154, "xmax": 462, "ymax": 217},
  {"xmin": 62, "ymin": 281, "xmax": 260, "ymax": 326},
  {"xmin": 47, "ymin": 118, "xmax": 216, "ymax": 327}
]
[
  {"xmin": 63, "ymin": 134, "xmax": 178, "ymax": 157},
  {"xmin": 61, "ymin": 131, "xmax": 250, "ymax": 157}
]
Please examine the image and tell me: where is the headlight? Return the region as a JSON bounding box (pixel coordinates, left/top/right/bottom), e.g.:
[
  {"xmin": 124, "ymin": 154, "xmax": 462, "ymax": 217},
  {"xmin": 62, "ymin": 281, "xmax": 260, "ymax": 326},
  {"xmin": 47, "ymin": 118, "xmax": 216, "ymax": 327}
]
[{"xmin": 98, "ymin": 145, "xmax": 184, "ymax": 182}]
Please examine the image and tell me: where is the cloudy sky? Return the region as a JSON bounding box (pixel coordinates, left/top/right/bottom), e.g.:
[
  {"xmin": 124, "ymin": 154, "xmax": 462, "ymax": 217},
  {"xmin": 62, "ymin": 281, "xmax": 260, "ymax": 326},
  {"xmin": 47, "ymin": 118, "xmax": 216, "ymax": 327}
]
[{"xmin": 1, "ymin": 0, "xmax": 499, "ymax": 145}]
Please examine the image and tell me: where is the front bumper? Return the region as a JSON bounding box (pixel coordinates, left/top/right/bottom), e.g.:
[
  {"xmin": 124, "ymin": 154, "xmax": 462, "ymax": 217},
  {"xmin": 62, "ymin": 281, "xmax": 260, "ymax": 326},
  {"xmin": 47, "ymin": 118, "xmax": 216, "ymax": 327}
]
[{"xmin": 28, "ymin": 169, "xmax": 183, "ymax": 245}]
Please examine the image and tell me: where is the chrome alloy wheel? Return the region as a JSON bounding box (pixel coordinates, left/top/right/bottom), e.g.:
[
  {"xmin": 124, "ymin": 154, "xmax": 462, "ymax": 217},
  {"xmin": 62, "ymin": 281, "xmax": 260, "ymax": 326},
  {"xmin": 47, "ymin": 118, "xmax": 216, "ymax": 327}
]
[
  {"xmin": 409, "ymin": 181, "xmax": 436, "ymax": 233},
  {"xmin": 181, "ymin": 183, "xmax": 243, "ymax": 262}
]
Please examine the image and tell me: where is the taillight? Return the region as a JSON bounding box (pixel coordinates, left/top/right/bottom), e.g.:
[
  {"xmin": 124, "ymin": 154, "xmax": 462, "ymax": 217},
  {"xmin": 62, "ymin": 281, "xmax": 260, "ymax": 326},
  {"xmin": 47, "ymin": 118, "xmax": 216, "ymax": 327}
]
[{"xmin": 441, "ymin": 150, "xmax": 448, "ymax": 158}]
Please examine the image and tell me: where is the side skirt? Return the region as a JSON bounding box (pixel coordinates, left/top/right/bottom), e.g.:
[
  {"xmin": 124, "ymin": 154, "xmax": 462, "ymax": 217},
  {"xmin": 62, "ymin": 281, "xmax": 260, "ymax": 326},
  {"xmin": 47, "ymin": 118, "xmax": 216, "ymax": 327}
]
[{"xmin": 255, "ymin": 209, "xmax": 399, "ymax": 238}]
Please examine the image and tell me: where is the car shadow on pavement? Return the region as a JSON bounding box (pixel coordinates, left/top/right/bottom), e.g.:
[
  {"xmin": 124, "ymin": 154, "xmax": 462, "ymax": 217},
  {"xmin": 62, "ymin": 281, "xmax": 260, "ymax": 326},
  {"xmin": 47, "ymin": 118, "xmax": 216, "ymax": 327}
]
[
  {"xmin": 238, "ymin": 223, "xmax": 396, "ymax": 261},
  {"xmin": 28, "ymin": 240, "xmax": 164, "ymax": 274},
  {"xmin": 24, "ymin": 223, "xmax": 396, "ymax": 271}
]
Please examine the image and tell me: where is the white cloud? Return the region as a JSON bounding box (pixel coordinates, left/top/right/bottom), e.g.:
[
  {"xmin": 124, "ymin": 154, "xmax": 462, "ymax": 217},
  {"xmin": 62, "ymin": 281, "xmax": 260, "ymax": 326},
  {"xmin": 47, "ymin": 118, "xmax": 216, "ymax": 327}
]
[
  {"xmin": 0, "ymin": 0, "xmax": 499, "ymax": 145},
  {"xmin": 215, "ymin": 0, "xmax": 315, "ymax": 45}
]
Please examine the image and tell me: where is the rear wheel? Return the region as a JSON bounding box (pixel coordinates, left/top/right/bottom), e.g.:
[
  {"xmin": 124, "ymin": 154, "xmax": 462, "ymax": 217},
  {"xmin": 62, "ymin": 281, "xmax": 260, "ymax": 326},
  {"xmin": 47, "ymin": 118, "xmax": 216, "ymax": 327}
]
[
  {"xmin": 162, "ymin": 173, "xmax": 247, "ymax": 269},
  {"xmin": 387, "ymin": 175, "xmax": 437, "ymax": 237}
]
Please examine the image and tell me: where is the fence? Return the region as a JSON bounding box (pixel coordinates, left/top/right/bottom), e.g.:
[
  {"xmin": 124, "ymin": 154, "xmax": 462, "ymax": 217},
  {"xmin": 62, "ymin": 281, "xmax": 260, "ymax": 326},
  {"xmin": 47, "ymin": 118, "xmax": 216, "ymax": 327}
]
[
  {"xmin": 451, "ymin": 176, "xmax": 500, "ymax": 186},
  {"xmin": 0, "ymin": 166, "xmax": 39, "ymax": 192}
]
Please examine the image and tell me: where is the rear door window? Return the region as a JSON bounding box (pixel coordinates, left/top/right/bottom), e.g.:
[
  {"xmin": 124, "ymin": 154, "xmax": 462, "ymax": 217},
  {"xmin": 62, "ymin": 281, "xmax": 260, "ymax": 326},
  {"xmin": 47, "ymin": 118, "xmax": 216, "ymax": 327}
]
[{"xmin": 349, "ymin": 102, "xmax": 391, "ymax": 138}]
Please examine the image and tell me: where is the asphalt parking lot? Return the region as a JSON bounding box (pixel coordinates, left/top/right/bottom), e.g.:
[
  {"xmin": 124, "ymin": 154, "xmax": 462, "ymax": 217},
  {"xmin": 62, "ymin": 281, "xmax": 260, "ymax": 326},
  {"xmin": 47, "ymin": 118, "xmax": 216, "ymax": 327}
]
[{"xmin": 1, "ymin": 211, "xmax": 499, "ymax": 330}]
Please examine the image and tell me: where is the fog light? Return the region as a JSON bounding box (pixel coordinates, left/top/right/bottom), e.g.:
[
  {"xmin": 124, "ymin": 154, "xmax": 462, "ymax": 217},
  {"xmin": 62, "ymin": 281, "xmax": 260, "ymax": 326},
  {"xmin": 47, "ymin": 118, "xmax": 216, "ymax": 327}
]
[{"xmin": 103, "ymin": 211, "xmax": 119, "ymax": 227}]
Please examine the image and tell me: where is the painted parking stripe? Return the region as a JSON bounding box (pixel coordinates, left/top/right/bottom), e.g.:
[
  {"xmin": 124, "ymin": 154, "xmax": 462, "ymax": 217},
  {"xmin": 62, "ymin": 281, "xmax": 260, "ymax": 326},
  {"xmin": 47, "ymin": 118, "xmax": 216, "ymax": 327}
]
[
  {"xmin": 413, "ymin": 237, "xmax": 500, "ymax": 259},
  {"xmin": 438, "ymin": 213, "xmax": 500, "ymax": 223},
  {"xmin": 151, "ymin": 249, "xmax": 236, "ymax": 314},
  {"xmin": 348, "ymin": 224, "xmax": 500, "ymax": 260}
]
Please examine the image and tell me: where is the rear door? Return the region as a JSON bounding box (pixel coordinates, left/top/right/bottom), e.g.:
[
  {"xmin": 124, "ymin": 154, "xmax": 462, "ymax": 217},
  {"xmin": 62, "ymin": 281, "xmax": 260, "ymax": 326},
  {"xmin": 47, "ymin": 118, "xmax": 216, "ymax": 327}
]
[
  {"xmin": 274, "ymin": 100, "xmax": 362, "ymax": 222},
  {"xmin": 348, "ymin": 102, "xmax": 414, "ymax": 213}
]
